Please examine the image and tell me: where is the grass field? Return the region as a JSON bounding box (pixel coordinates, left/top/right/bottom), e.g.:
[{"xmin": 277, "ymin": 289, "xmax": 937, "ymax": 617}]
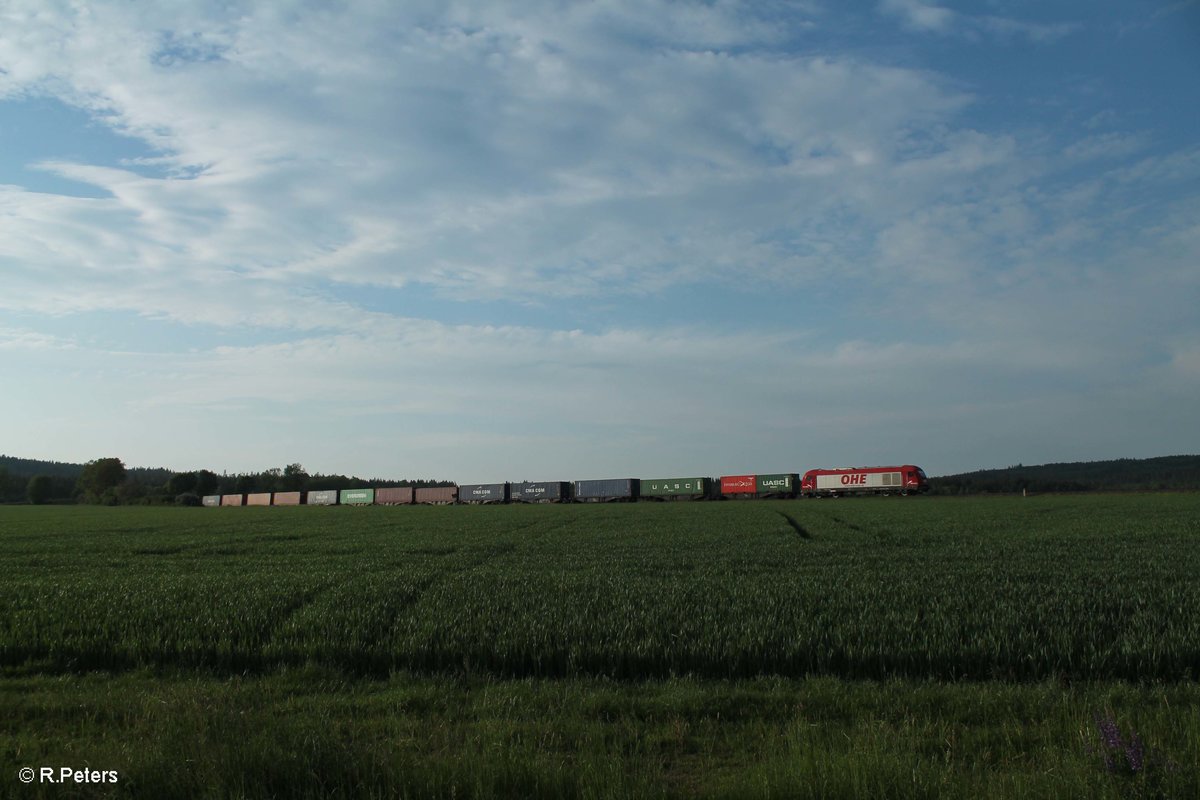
[{"xmin": 1, "ymin": 495, "xmax": 1198, "ymax": 798}]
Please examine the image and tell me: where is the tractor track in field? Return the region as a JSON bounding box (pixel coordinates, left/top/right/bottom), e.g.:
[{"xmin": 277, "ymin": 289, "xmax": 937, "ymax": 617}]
[{"xmin": 775, "ymin": 511, "xmax": 812, "ymax": 539}]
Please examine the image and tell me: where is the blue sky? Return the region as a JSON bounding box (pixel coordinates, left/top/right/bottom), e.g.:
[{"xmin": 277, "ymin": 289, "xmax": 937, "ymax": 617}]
[{"xmin": 1, "ymin": 0, "xmax": 1197, "ymax": 481}]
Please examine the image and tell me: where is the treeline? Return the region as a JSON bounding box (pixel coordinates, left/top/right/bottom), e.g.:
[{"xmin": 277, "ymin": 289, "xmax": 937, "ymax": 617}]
[
  {"xmin": 932, "ymin": 455, "xmax": 1200, "ymax": 494},
  {"xmin": 0, "ymin": 455, "xmax": 451, "ymax": 506}
]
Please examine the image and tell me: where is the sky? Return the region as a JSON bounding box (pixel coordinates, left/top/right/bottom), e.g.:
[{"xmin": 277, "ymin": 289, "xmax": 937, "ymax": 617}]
[{"xmin": 1, "ymin": 0, "xmax": 1197, "ymax": 482}]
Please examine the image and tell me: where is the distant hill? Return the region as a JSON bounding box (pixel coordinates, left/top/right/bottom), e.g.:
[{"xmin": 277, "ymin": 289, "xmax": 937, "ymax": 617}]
[
  {"xmin": 0, "ymin": 455, "xmax": 84, "ymax": 479},
  {"xmin": 932, "ymin": 455, "xmax": 1200, "ymax": 494},
  {"xmin": 0, "ymin": 455, "xmax": 172, "ymax": 484},
  {"xmin": 0, "ymin": 454, "xmax": 177, "ymax": 504},
  {"xmin": 0, "ymin": 454, "xmax": 450, "ymax": 504}
]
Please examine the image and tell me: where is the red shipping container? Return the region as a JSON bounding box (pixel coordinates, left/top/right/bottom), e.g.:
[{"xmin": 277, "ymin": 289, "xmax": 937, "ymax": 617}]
[
  {"xmin": 720, "ymin": 475, "xmax": 758, "ymax": 495},
  {"xmin": 273, "ymin": 491, "xmax": 302, "ymax": 506}
]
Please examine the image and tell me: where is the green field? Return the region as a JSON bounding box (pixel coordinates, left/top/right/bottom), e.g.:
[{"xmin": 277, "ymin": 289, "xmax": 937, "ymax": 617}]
[{"xmin": 2, "ymin": 496, "xmax": 1198, "ymax": 798}]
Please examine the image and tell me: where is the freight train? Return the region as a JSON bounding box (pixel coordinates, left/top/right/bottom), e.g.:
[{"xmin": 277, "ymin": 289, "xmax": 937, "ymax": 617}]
[{"xmin": 201, "ymin": 465, "xmax": 929, "ymax": 507}]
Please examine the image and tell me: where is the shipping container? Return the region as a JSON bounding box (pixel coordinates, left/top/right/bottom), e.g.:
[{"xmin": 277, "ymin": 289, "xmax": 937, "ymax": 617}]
[
  {"xmin": 457, "ymin": 483, "xmax": 510, "ymax": 504},
  {"xmin": 273, "ymin": 491, "xmax": 303, "ymax": 506},
  {"xmin": 220, "ymin": 494, "xmax": 245, "ymax": 507},
  {"xmin": 340, "ymin": 488, "xmax": 375, "ymax": 505},
  {"xmin": 575, "ymin": 478, "xmax": 640, "ymax": 502},
  {"xmin": 414, "ymin": 486, "xmax": 458, "ymax": 504},
  {"xmin": 641, "ymin": 477, "xmax": 714, "ymax": 500},
  {"xmin": 755, "ymin": 473, "xmax": 800, "ymax": 497},
  {"xmin": 306, "ymin": 489, "xmax": 339, "ymax": 506},
  {"xmin": 246, "ymin": 492, "xmax": 271, "ymax": 506},
  {"xmin": 375, "ymin": 486, "xmax": 414, "ymax": 505},
  {"xmin": 719, "ymin": 475, "xmax": 757, "ymax": 497},
  {"xmin": 510, "ymin": 481, "xmax": 573, "ymax": 503},
  {"xmin": 202, "ymin": 495, "xmax": 221, "ymax": 507}
]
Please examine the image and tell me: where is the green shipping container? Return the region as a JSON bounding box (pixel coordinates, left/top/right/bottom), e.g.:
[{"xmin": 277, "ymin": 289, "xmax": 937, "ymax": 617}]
[
  {"xmin": 641, "ymin": 477, "xmax": 710, "ymax": 497},
  {"xmin": 755, "ymin": 474, "xmax": 798, "ymax": 495},
  {"xmin": 339, "ymin": 488, "xmax": 375, "ymax": 505}
]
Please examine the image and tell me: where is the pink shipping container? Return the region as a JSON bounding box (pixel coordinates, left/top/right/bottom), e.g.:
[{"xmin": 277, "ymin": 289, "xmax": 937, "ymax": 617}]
[
  {"xmin": 375, "ymin": 486, "xmax": 414, "ymax": 505},
  {"xmin": 273, "ymin": 491, "xmax": 302, "ymax": 506},
  {"xmin": 414, "ymin": 486, "xmax": 458, "ymax": 504},
  {"xmin": 246, "ymin": 492, "xmax": 271, "ymax": 506},
  {"xmin": 221, "ymin": 494, "xmax": 245, "ymax": 507}
]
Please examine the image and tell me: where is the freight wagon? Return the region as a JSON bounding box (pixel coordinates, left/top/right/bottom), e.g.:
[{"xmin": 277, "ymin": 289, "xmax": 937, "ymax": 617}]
[
  {"xmin": 458, "ymin": 483, "xmax": 510, "ymax": 504},
  {"xmin": 575, "ymin": 478, "xmax": 640, "ymax": 502},
  {"xmin": 375, "ymin": 486, "xmax": 414, "ymax": 505},
  {"xmin": 306, "ymin": 489, "xmax": 339, "ymax": 506},
  {"xmin": 339, "ymin": 488, "xmax": 375, "ymax": 505},
  {"xmin": 202, "ymin": 495, "xmax": 221, "ymax": 507},
  {"xmin": 756, "ymin": 473, "xmax": 800, "ymax": 498},
  {"xmin": 802, "ymin": 466, "xmax": 929, "ymax": 497},
  {"xmin": 273, "ymin": 491, "xmax": 303, "ymax": 506},
  {"xmin": 415, "ymin": 486, "xmax": 458, "ymax": 505},
  {"xmin": 718, "ymin": 474, "xmax": 799, "ymax": 498},
  {"xmin": 510, "ymin": 481, "xmax": 573, "ymax": 503},
  {"xmin": 641, "ymin": 477, "xmax": 715, "ymax": 500}
]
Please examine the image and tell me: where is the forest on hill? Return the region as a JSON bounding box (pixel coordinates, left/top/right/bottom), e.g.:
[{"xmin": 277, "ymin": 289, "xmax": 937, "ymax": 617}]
[
  {"xmin": 0, "ymin": 455, "xmax": 449, "ymax": 505},
  {"xmin": 931, "ymin": 455, "xmax": 1200, "ymax": 494}
]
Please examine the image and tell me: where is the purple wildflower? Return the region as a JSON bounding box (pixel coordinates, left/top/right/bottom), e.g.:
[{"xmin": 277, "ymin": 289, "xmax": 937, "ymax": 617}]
[
  {"xmin": 1094, "ymin": 714, "xmax": 1124, "ymax": 772},
  {"xmin": 1124, "ymin": 732, "xmax": 1145, "ymax": 774}
]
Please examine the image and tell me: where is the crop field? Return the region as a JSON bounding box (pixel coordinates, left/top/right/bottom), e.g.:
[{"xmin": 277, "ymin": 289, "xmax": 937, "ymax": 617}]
[{"xmin": 1, "ymin": 495, "xmax": 1199, "ymax": 798}]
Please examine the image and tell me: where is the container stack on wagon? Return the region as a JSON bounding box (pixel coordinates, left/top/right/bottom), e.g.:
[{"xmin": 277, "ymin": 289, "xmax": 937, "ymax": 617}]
[
  {"xmin": 339, "ymin": 488, "xmax": 375, "ymax": 505},
  {"xmin": 306, "ymin": 489, "xmax": 338, "ymax": 506},
  {"xmin": 458, "ymin": 483, "xmax": 510, "ymax": 504},
  {"xmin": 375, "ymin": 487, "xmax": 414, "ymax": 505},
  {"xmin": 640, "ymin": 477, "xmax": 715, "ymax": 501},
  {"xmin": 511, "ymin": 481, "xmax": 572, "ymax": 503},
  {"xmin": 575, "ymin": 478, "xmax": 639, "ymax": 503},
  {"xmin": 415, "ymin": 486, "xmax": 457, "ymax": 505}
]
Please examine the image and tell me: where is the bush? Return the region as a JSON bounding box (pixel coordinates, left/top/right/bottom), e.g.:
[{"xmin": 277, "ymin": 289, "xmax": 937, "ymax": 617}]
[
  {"xmin": 26, "ymin": 475, "xmax": 54, "ymax": 505},
  {"xmin": 175, "ymin": 493, "xmax": 202, "ymax": 507}
]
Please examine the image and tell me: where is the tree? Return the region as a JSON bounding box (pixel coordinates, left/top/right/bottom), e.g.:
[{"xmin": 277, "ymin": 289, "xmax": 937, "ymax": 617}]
[
  {"xmin": 282, "ymin": 463, "xmax": 309, "ymax": 492},
  {"xmin": 165, "ymin": 471, "xmax": 198, "ymax": 496},
  {"xmin": 77, "ymin": 458, "xmax": 127, "ymax": 503},
  {"xmin": 194, "ymin": 470, "xmax": 219, "ymax": 497},
  {"xmin": 27, "ymin": 475, "xmax": 53, "ymax": 505}
]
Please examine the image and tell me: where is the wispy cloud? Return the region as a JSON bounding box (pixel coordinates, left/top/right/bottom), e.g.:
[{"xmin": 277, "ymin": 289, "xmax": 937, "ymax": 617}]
[
  {"xmin": 879, "ymin": 0, "xmax": 1078, "ymax": 42},
  {"xmin": 0, "ymin": 1, "xmax": 1195, "ymax": 475}
]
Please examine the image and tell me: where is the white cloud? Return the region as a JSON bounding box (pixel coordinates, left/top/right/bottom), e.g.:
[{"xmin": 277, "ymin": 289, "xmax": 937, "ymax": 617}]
[
  {"xmin": 878, "ymin": 0, "xmax": 1078, "ymax": 42},
  {"xmin": 0, "ymin": 1, "xmax": 1195, "ymax": 476}
]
